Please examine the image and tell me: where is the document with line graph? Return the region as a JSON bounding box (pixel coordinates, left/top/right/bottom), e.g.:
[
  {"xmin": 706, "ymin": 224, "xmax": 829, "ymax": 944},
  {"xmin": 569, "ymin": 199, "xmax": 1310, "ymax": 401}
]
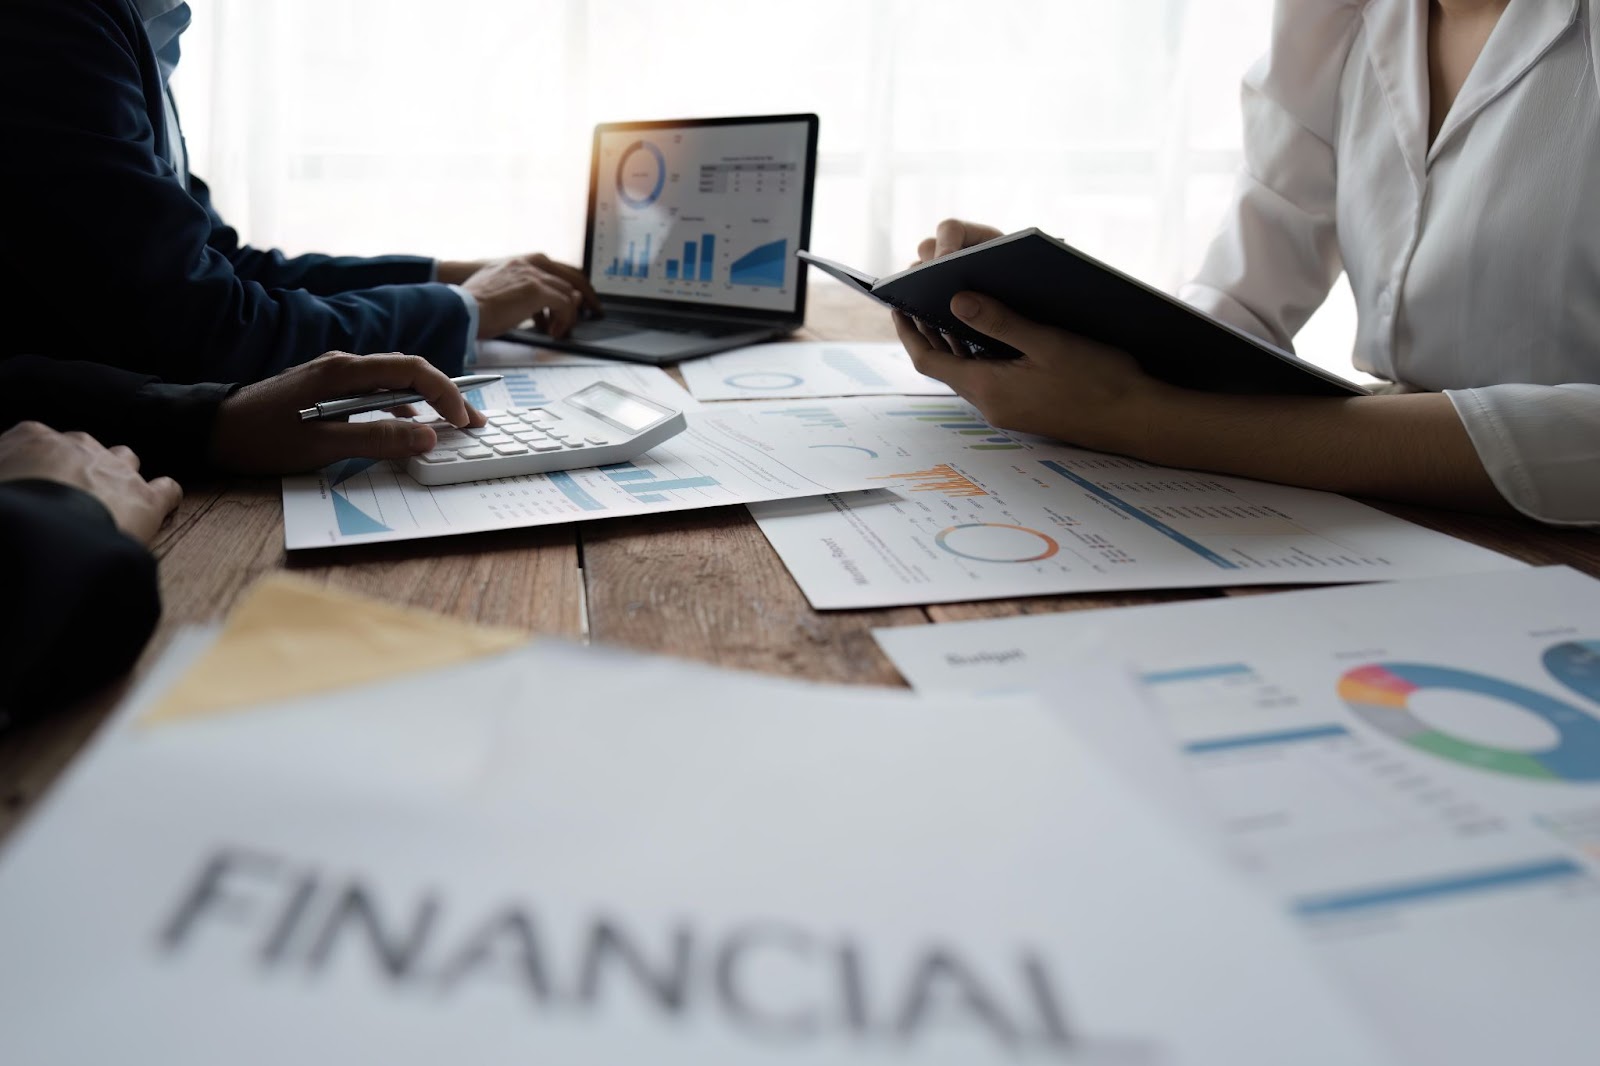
[
  {"xmin": 279, "ymin": 365, "xmax": 878, "ymax": 550},
  {"xmin": 743, "ymin": 396, "xmax": 1522, "ymax": 608}
]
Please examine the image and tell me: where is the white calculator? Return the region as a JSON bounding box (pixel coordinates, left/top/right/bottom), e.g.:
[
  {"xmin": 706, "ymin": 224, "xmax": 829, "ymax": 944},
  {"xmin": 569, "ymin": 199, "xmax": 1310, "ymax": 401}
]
[{"xmin": 405, "ymin": 381, "xmax": 688, "ymax": 486}]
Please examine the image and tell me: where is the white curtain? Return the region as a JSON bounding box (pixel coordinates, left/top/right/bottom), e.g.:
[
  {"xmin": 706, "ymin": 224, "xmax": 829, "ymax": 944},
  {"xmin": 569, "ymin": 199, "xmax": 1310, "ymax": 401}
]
[{"xmin": 172, "ymin": 0, "xmax": 1361, "ymax": 375}]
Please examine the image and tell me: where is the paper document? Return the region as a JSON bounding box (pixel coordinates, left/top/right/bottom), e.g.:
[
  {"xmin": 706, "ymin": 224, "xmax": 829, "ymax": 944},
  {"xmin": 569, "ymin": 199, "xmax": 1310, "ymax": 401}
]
[
  {"xmin": 876, "ymin": 567, "xmax": 1600, "ymax": 1066},
  {"xmin": 474, "ymin": 338, "xmax": 617, "ymax": 367},
  {"xmin": 741, "ymin": 395, "xmax": 1520, "ymax": 608},
  {"xmin": 281, "ymin": 365, "xmax": 878, "ymax": 550},
  {"xmin": 0, "ymin": 627, "xmax": 1392, "ymax": 1064},
  {"xmin": 680, "ymin": 342, "xmax": 956, "ymax": 400}
]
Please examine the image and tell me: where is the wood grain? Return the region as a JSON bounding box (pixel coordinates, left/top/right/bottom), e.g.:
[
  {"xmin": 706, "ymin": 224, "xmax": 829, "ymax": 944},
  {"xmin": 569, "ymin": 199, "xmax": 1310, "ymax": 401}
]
[{"xmin": 580, "ymin": 505, "xmax": 924, "ymax": 687}]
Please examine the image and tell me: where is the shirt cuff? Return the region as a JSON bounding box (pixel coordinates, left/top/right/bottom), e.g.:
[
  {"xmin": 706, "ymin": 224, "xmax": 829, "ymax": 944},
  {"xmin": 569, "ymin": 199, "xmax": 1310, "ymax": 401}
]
[{"xmin": 448, "ymin": 283, "xmax": 480, "ymax": 368}]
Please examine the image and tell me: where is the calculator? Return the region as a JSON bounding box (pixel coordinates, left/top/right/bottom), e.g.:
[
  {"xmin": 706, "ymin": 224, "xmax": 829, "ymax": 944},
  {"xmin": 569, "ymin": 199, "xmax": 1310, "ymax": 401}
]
[{"xmin": 404, "ymin": 381, "xmax": 688, "ymax": 486}]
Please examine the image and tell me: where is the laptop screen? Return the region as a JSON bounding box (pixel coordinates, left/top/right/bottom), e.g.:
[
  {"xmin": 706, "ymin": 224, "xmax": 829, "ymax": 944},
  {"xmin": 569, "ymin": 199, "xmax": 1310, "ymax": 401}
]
[{"xmin": 586, "ymin": 115, "xmax": 817, "ymax": 318}]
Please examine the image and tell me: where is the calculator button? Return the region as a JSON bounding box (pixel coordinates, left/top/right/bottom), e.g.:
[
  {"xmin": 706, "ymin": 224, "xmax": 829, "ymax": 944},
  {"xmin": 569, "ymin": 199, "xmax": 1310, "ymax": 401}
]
[
  {"xmin": 479, "ymin": 409, "xmax": 505, "ymax": 418},
  {"xmin": 492, "ymin": 442, "xmax": 530, "ymax": 456},
  {"xmin": 562, "ymin": 440, "xmax": 585, "ymax": 449},
  {"xmin": 511, "ymin": 431, "xmax": 541, "ymax": 443},
  {"xmin": 531, "ymin": 442, "xmax": 563, "ymax": 452},
  {"xmin": 506, "ymin": 407, "xmax": 530, "ymax": 416},
  {"xmin": 478, "ymin": 434, "xmax": 512, "ymax": 446},
  {"xmin": 584, "ymin": 436, "xmax": 610, "ymax": 446},
  {"xmin": 465, "ymin": 427, "xmax": 494, "ymax": 438},
  {"xmin": 457, "ymin": 445, "xmax": 493, "ymax": 459},
  {"xmin": 418, "ymin": 451, "xmax": 457, "ymax": 464}
]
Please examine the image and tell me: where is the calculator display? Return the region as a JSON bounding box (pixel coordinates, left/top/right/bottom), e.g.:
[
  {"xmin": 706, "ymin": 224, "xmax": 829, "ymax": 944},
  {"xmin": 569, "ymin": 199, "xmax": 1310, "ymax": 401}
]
[{"xmin": 567, "ymin": 384, "xmax": 671, "ymax": 432}]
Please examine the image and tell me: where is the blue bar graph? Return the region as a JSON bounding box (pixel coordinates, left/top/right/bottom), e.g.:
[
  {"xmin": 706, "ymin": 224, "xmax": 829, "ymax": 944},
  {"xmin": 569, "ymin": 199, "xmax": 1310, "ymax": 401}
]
[
  {"xmin": 666, "ymin": 260, "xmax": 678, "ymax": 280},
  {"xmin": 603, "ymin": 463, "xmax": 721, "ymax": 497},
  {"xmin": 699, "ymin": 235, "xmax": 715, "ymax": 281},
  {"xmin": 684, "ymin": 241, "xmax": 697, "ymax": 280},
  {"xmin": 729, "ymin": 238, "xmax": 787, "ymax": 288},
  {"xmin": 623, "ymin": 242, "xmax": 635, "ymax": 278},
  {"xmin": 640, "ymin": 234, "xmax": 651, "ymax": 279},
  {"xmin": 1185, "ymin": 725, "xmax": 1351, "ymax": 754}
]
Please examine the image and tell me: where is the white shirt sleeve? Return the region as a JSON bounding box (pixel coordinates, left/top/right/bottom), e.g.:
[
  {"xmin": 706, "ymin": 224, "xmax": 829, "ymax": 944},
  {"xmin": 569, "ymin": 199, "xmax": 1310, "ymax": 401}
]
[
  {"xmin": 1177, "ymin": 0, "xmax": 1362, "ymax": 349},
  {"xmin": 1447, "ymin": 385, "xmax": 1600, "ymax": 526}
]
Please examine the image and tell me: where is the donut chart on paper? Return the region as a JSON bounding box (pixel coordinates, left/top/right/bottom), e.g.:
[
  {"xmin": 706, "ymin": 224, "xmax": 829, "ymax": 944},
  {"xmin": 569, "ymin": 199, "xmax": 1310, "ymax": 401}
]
[
  {"xmin": 1339, "ymin": 662, "xmax": 1600, "ymax": 781},
  {"xmin": 1543, "ymin": 640, "xmax": 1600, "ymax": 704},
  {"xmin": 725, "ymin": 372, "xmax": 805, "ymax": 391},
  {"xmin": 934, "ymin": 523, "xmax": 1061, "ymax": 564}
]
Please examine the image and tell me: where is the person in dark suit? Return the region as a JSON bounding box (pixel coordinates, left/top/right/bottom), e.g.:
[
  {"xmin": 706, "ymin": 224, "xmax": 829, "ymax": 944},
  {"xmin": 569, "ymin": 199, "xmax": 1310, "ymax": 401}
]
[
  {"xmin": 0, "ymin": 0, "xmax": 598, "ymax": 385},
  {"xmin": 0, "ymin": 351, "xmax": 486, "ymax": 721}
]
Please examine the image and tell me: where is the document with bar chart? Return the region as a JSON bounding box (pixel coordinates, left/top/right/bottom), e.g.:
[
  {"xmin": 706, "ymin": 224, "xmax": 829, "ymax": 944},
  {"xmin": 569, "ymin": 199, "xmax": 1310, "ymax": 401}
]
[
  {"xmin": 742, "ymin": 396, "xmax": 1520, "ymax": 608},
  {"xmin": 280, "ymin": 366, "xmax": 877, "ymax": 550},
  {"xmin": 679, "ymin": 342, "xmax": 956, "ymax": 400},
  {"xmin": 877, "ymin": 566, "xmax": 1600, "ymax": 1066}
]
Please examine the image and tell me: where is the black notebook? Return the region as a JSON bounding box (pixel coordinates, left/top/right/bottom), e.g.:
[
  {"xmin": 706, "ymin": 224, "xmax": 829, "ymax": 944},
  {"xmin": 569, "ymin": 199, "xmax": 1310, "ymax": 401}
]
[{"xmin": 798, "ymin": 229, "xmax": 1364, "ymax": 397}]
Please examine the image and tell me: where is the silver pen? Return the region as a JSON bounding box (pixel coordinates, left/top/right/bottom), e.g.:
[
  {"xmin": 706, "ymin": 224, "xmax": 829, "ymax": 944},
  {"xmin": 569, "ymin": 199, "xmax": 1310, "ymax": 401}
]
[{"xmin": 297, "ymin": 374, "xmax": 503, "ymax": 422}]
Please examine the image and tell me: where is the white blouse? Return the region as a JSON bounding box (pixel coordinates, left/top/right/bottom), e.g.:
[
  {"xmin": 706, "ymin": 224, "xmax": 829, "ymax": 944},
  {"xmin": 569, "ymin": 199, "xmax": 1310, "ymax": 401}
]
[{"xmin": 1180, "ymin": 0, "xmax": 1600, "ymax": 525}]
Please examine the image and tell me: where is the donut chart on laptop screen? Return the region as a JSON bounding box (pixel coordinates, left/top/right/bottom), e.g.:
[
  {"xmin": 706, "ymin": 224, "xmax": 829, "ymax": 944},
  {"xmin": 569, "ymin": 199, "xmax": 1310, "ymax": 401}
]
[{"xmin": 590, "ymin": 117, "xmax": 814, "ymax": 315}]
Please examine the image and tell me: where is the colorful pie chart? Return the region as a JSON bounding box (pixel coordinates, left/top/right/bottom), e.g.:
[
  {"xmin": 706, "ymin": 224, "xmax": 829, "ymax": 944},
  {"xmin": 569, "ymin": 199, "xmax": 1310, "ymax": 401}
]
[{"xmin": 1339, "ymin": 662, "xmax": 1600, "ymax": 781}]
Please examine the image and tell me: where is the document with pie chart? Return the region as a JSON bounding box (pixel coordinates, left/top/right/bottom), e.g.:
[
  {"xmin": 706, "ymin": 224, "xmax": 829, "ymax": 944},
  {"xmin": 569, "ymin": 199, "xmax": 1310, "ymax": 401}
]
[
  {"xmin": 743, "ymin": 396, "xmax": 1521, "ymax": 608},
  {"xmin": 875, "ymin": 566, "xmax": 1600, "ymax": 1066}
]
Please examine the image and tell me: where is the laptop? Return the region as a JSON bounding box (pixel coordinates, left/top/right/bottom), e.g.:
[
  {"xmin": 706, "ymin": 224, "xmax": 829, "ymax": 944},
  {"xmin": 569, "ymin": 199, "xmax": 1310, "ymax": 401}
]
[{"xmin": 506, "ymin": 113, "xmax": 820, "ymax": 364}]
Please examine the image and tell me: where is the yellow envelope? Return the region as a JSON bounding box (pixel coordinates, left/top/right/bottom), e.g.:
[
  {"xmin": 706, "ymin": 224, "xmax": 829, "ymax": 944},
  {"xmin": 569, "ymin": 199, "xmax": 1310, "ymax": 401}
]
[{"xmin": 143, "ymin": 574, "xmax": 528, "ymax": 726}]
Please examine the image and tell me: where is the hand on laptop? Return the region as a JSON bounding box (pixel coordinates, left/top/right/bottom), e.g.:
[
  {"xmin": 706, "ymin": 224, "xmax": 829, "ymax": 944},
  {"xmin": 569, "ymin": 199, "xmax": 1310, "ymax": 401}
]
[
  {"xmin": 452, "ymin": 254, "xmax": 602, "ymax": 340},
  {"xmin": 208, "ymin": 352, "xmax": 488, "ymax": 475},
  {"xmin": 0, "ymin": 421, "xmax": 182, "ymax": 544}
]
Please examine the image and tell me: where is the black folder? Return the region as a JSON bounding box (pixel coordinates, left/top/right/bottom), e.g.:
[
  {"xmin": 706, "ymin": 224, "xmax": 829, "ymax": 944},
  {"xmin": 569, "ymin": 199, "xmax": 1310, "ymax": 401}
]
[{"xmin": 799, "ymin": 229, "xmax": 1364, "ymax": 397}]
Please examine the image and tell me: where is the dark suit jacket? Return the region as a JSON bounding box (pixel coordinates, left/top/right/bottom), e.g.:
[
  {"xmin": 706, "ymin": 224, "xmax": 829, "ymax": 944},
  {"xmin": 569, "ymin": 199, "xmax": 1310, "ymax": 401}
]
[
  {"xmin": 0, "ymin": 355, "xmax": 235, "ymax": 721},
  {"xmin": 0, "ymin": 0, "xmax": 472, "ymax": 384}
]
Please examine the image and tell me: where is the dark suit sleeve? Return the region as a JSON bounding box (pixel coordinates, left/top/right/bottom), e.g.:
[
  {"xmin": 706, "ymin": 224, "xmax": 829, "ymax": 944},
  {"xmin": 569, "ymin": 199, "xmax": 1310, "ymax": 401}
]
[
  {"xmin": 190, "ymin": 177, "xmax": 439, "ymax": 295},
  {"xmin": 0, "ymin": 480, "xmax": 160, "ymax": 722},
  {"xmin": 0, "ymin": 0, "xmax": 471, "ymax": 385},
  {"xmin": 0, "ymin": 356, "xmax": 233, "ymax": 480}
]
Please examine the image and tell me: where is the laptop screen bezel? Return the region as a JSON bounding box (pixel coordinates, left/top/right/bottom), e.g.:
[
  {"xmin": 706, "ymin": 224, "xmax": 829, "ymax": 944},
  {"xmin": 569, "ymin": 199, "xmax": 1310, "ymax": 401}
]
[{"xmin": 580, "ymin": 113, "xmax": 820, "ymax": 325}]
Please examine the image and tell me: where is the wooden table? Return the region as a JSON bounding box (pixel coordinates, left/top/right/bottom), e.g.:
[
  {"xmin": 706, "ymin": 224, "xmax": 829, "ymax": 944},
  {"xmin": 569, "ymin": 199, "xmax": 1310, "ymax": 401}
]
[{"xmin": 5, "ymin": 281, "xmax": 1600, "ymax": 840}]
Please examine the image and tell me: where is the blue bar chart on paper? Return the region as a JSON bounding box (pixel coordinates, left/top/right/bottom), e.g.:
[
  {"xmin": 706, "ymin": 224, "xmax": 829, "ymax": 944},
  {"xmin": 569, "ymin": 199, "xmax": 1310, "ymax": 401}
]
[
  {"xmin": 729, "ymin": 239, "xmax": 788, "ymax": 288},
  {"xmin": 603, "ymin": 462, "xmax": 722, "ymax": 503}
]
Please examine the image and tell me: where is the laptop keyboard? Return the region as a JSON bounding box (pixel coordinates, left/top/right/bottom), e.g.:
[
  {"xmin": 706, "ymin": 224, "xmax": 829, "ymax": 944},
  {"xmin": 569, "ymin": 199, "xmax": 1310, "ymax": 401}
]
[{"xmin": 598, "ymin": 317, "xmax": 755, "ymax": 339}]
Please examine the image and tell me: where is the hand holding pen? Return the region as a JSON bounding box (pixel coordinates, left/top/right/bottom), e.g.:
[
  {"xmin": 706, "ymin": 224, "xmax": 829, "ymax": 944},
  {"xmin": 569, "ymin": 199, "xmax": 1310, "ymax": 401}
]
[{"xmin": 206, "ymin": 352, "xmax": 493, "ymax": 475}]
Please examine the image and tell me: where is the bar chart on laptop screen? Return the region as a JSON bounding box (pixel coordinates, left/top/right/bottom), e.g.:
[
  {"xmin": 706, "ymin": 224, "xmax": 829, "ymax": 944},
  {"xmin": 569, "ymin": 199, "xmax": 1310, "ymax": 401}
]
[{"xmin": 591, "ymin": 120, "xmax": 808, "ymax": 313}]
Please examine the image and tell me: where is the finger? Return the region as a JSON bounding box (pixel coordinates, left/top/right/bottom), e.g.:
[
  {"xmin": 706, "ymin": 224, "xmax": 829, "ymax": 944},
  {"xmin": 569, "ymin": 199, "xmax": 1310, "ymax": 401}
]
[
  {"xmin": 532, "ymin": 257, "xmax": 602, "ymax": 312},
  {"xmin": 933, "ymin": 219, "xmax": 973, "ymax": 260},
  {"xmin": 538, "ymin": 284, "xmax": 582, "ymax": 338},
  {"xmin": 384, "ymin": 403, "xmax": 420, "ymax": 418},
  {"xmin": 314, "ymin": 353, "xmax": 474, "ymax": 429},
  {"xmin": 893, "ymin": 312, "xmax": 978, "ymax": 393},
  {"xmin": 317, "ymin": 418, "xmax": 438, "ymax": 466},
  {"xmin": 108, "ymin": 444, "xmax": 140, "ymax": 471},
  {"xmin": 917, "ymin": 237, "xmax": 936, "ymax": 264},
  {"xmin": 948, "ymin": 291, "xmax": 1058, "ymax": 354},
  {"xmin": 464, "ymin": 401, "xmax": 488, "ymax": 428},
  {"xmin": 148, "ymin": 475, "xmax": 183, "ymax": 516}
]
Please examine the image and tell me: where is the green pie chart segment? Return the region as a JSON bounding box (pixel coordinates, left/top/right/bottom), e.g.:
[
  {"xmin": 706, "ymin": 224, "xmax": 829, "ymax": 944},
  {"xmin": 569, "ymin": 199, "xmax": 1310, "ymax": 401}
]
[{"xmin": 1338, "ymin": 662, "xmax": 1600, "ymax": 782}]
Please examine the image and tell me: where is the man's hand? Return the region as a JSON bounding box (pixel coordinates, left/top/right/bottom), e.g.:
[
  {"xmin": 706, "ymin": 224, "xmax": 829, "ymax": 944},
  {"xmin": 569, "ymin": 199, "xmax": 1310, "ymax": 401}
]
[
  {"xmin": 208, "ymin": 352, "xmax": 488, "ymax": 474},
  {"xmin": 893, "ymin": 292, "xmax": 1172, "ymax": 454},
  {"xmin": 0, "ymin": 422, "xmax": 182, "ymax": 544},
  {"xmin": 457, "ymin": 253, "xmax": 602, "ymax": 339}
]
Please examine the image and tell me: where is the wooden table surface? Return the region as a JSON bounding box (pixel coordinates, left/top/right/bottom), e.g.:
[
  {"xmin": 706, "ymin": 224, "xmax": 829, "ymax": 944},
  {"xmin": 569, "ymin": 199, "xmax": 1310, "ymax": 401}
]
[{"xmin": 4, "ymin": 280, "xmax": 1600, "ymax": 841}]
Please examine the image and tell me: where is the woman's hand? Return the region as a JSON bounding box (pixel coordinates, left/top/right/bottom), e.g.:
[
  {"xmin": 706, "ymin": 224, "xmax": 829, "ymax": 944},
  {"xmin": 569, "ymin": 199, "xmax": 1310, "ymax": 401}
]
[
  {"xmin": 893, "ymin": 291, "xmax": 1174, "ymax": 453},
  {"xmin": 208, "ymin": 352, "xmax": 488, "ymax": 475}
]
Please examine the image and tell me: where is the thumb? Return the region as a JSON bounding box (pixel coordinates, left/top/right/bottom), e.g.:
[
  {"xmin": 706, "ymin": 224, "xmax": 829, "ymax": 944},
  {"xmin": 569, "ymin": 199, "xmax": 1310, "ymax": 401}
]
[
  {"xmin": 322, "ymin": 419, "xmax": 438, "ymax": 463},
  {"xmin": 948, "ymin": 292, "xmax": 1056, "ymax": 353}
]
